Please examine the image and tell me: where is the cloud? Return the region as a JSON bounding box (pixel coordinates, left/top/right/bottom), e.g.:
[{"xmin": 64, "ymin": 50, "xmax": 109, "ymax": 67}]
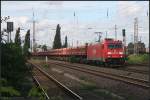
[
  {"xmin": 117, "ymin": 1, "xmax": 146, "ymax": 18},
  {"xmin": 1, "ymin": 1, "xmax": 149, "ymax": 47}
]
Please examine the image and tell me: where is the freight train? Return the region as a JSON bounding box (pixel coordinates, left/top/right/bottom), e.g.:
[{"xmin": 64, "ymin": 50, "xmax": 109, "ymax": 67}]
[{"xmin": 32, "ymin": 38, "xmax": 126, "ymax": 66}]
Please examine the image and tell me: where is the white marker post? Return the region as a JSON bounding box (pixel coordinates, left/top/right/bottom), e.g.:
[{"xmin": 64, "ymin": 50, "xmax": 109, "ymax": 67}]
[{"xmin": 46, "ymin": 56, "xmax": 48, "ymax": 63}]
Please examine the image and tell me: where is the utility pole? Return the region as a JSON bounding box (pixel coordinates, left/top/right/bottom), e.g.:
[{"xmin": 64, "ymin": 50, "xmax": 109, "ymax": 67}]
[
  {"xmin": 115, "ymin": 24, "xmax": 117, "ymax": 40},
  {"xmin": 32, "ymin": 9, "xmax": 36, "ymax": 52},
  {"xmin": 107, "ymin": 8, "xmax": 109, "ymax": 19},
  {"xmin": 134, "ymin": 17, "xmax": 138, "ymax": 55},
  {"xmin": 74, "ymin": 11, "xmax": 76, "ymax": 34}
]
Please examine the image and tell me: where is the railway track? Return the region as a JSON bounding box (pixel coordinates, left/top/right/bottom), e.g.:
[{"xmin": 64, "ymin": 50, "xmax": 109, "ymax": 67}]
[
  {"xmin": 116, "ymin": 67, "xmax": 149, "ymax": 75},
  {"xmin": 126, "ymin": 63, "xmax": 149, "ymax": 67},
  {"xmin": 32, "ymin": 76, "xmax": 50, "ymax": 99},
  {"xmin": 48, "ymin": 61, "xmax": 149, "ymax": 89},
  {"xmin": 29, "ymin": 61, "xmax": 83, "ymax": 100}
]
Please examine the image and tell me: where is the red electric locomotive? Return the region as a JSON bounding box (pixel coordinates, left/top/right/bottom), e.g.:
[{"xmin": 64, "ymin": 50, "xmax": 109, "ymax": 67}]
[
  {"xmin": 87, "ymin": 38, "xmax": 125, "ymax": 65},
  {"xmin": 32, "ymin": 38, "xmax": 125, "ymax": 66}
]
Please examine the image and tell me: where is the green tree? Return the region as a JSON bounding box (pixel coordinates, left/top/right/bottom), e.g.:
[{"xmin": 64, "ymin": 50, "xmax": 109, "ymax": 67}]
[
  {"xmin": 14, "ymin": 27, "xmax": 21, "ymax": 46},
  {"xmin": 63, "ymin": 36, "xmax": 68, "ymax": 48},
  {"xmin": 42, "ymin": 44, "xmax": 47, "ymax": 51},
  {"xmin": 1, "ymin": 43, "xmax": 28, "ymax": 90},
  {"xmin": 53, "ymin": 24, "xmax": 62, "ymax": 49},
  {"xmin": 23, "ymin": 29, "xmax": 30, "ymax": 58}
]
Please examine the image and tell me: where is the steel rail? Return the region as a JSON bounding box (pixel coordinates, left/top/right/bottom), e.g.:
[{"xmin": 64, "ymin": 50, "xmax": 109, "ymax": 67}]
[
  {"xmin": 117, "ymin": 67, "xmax": 148, "ymax": 75},
  {"xmin": 32, "ymin": 76, "xmax": 50, "ymax": 99},
  {"xmin": 29, "ymin": 61, "xmax": 83, "ymax": 100},
  {"xmin": 127, "ymin": 63, "xmax": 149, "ymax": 67},
  {"xmin": 49, "ymin": 61, "xmax": 149, "ymax": 89}
]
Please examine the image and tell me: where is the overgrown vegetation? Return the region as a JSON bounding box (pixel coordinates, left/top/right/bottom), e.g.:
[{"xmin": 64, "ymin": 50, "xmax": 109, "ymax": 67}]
[
  {"xmin": 1, "ymin": 43, "xmax": 29, "ymax": 89},
  {"xmin": 0, "ymin": 25, "xmax": 33, "ymax": 98},
  {"xmin": 127, "ymin": 54, "xmax": 149, "ymax": 64},
  {"xmin": 28, "ymin": 86, "xmax": 47, "ymax": 100},
  {"xmin": 0, "ymin": 79, "xmax": 21, "ymax": 97},
  {"xmin": 43, "ymin": 63, "xmax": 49, "ymax": 68}
]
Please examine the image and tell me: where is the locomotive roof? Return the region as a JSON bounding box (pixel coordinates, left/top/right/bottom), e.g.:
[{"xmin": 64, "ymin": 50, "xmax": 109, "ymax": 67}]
[{"xmin": 104, "ymin": 38, "xmax": 122, "ymax": 44}]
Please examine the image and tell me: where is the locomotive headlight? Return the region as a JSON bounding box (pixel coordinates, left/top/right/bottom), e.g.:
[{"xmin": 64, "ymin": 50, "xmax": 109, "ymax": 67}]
[
  {"xmin": 119, "ymin": 52, "xmax": 123, "ymax": 54},
  {"xmin": 107, "ymin": 52, "xmax": 112, "ymax": 54}
]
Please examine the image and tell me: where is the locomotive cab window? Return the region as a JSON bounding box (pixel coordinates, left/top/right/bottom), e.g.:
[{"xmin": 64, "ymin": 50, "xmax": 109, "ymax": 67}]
[
  {"xmin": 108, "ymin": 44, "xmax": 122, "ymax": 49},
  {"xmin": 115, "ymin": 44, "xmax": 122, "ymax": 48}
]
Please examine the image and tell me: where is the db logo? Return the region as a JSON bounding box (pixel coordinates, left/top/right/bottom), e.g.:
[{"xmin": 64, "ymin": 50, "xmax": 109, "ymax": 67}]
[{"xmin": 113, "ymin": 50, "xmax": 116, "ymax": 54}]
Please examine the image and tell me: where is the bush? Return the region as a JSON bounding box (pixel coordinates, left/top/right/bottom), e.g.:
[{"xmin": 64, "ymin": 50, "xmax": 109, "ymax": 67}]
[
  {"xmin": 43, "ymin": 64, "xmax": 49, "ymax": 68},
  {"xmin": 127, "ymin": 54, "xmax": 149, "ymax": 64},
  {"xmin": 0, "ymin": 79, "xmax": 20, "ymax": 97},
  {"xmin": 1, "ymin": 43, "xmax": 30, "ymax": 96},
  {"xmin": 28, "ymin": 86, "xmax": 46, "ymax": 100}
]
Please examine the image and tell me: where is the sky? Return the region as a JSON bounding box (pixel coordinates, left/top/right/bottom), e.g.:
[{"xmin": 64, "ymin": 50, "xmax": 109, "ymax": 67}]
[{"xmin": 1, "ymin": 1, "xmax": 149, "ymax": 48}]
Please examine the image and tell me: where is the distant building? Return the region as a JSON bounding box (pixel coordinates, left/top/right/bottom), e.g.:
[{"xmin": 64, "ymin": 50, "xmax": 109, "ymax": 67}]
[
  {"xmin": 127, "ymin": 42, "xmax": 134, "ymax": 54},
  {"xmin": 138, "ymin": 41, "xmax": 146, "ymax": 54},
  {"xmin": 127, "ymin": 41, "xmax": 146, "ymax": 55}
]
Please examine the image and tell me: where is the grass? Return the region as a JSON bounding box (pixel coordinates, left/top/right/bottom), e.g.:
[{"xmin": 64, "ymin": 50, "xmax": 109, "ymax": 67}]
[
  {"xmin": 28, "ymin": 86, "xmax": 47, "ymax": 100},
  {"xmin": 80, "ymin": 82, "xmax": 97, "ymax": 91},
  {"xmin": 43, "ymin": 63, "xmax": 49, "ymax": 68},
  {"xmin": 127, "ymin": 54, "xmax": 149, "ymax": 64}
]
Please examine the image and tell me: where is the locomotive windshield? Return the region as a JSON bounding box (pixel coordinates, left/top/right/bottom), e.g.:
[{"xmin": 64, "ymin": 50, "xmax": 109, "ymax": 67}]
[{"xmin": 108, "ymin": 44, "xmax": 122, "ymax": 49}]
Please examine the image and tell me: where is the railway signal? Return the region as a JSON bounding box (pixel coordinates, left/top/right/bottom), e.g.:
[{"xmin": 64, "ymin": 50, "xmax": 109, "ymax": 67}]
[
  {"xmin": 7, "ymin": 22, "xmax": 13, "ymax": 42},
  {"xmin": 122, "ymin": 29, "xmax": 126, "ymax": 56}
]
